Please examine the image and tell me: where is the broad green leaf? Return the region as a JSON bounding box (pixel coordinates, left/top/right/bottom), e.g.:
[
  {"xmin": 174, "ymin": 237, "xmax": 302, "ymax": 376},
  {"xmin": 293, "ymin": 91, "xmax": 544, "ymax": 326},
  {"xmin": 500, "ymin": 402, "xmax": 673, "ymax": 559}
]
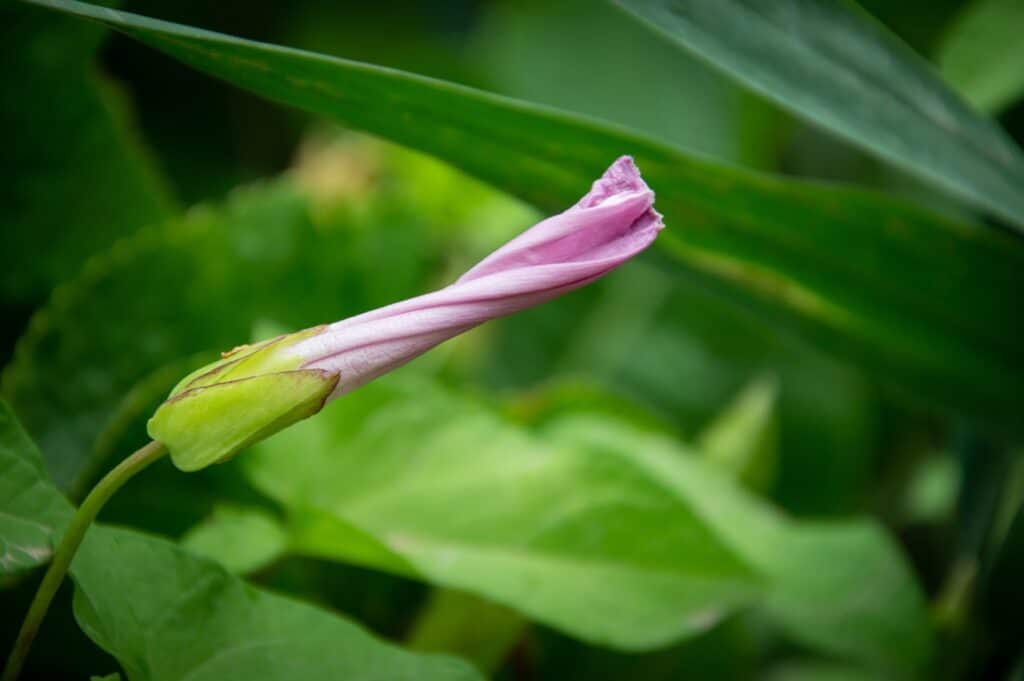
[
  {"xmin": 246, "ymin": 375, "xmax": 762, "ymax": 651},
  {"xmin": 180, "ymin": 505, "xmax": 288, "ymax": 574},
  {"xmin": 0, "ymin": 397, "xmax": 484, "ymax": 681},
  {"xmin": 0, "ymin": 400, "xmax": 72, "ymax": 579},
  {"xmin": 697, "ymin": 375, "xmax": 779, "ymax": 493},
  {"xmin": 245, "ymin": 375, "xmax": 931, "ymax": 672},
  {"xmin": 549, "ymin": 416, "xmax": 932, "ymax": 675},
  {"xmin": 72, "ymin": 526, "xmax": 483, "ymax": 681},
  {"xmin": 26, "ymin": 0, "xmax": 1024, "ymax": 434},
  {"xmin": 0, "ymin": 0, "xmax": 172, "ymax": 301},
  {"xmin": 615, "ymin": 0, "xmax": 1024, "ymax": 231},
  {"xmin": 938, "ymin": 0, "xmax": 1024, "ymax": 113}
]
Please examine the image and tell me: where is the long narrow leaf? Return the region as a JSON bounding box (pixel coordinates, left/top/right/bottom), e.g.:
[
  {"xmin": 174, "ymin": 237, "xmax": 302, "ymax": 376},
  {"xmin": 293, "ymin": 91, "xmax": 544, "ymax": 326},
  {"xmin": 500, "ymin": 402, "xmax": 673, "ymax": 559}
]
[
  {"xmin": 615, "ymin": 0, "xmax": 1024, "ymax": 232},
  {"xmin": 28, "ymin": 0, "xmax": 1024, "ymax": 432}
]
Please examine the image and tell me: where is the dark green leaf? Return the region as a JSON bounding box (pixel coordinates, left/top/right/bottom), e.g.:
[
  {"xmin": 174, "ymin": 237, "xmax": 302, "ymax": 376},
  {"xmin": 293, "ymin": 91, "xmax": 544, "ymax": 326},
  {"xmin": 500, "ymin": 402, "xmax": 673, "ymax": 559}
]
[
  {"xmin": 615, "ymin": 0, "xmax": 1024, "ymax": 230},
  {"xmin": 762, "ymin": 660, "xmax": 877, "ymax": 681},
  {"xmin": 0, "ymin": 0, "xmax": 173, "ymax": 301},
  {"xmin": 471, "ymin": 0, "xmax": 780, "ymax": 167},
  {"xmin": 24, "ymin": 0, "xmax": 1024, "ymax": 433}
]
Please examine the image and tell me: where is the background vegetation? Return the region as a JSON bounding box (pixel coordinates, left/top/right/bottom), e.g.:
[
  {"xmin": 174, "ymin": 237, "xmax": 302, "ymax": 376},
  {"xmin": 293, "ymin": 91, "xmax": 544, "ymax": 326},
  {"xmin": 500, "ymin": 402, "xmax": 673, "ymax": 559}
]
[{"xmin": 2, "ymin": 0, "xmax": 1023, "ymax": 679}]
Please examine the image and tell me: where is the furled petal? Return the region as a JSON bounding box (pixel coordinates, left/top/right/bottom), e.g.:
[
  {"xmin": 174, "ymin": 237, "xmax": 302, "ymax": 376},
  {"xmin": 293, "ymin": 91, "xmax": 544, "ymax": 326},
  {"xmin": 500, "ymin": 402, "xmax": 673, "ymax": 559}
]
[
  {"xmin": 148, "ymin": 156, "xmax": 663, "ymax": 471},
  {"xmin": 289, "ymin": 155, "xmax": 663, "ymax": 397}
]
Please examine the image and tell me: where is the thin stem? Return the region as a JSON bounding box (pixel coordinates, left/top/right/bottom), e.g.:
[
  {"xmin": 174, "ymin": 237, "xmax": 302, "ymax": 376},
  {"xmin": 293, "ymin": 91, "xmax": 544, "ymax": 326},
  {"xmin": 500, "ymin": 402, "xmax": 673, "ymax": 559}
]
[{"xmin": 1, "ymin": 440, "xmax": 167, "ymax": 681}]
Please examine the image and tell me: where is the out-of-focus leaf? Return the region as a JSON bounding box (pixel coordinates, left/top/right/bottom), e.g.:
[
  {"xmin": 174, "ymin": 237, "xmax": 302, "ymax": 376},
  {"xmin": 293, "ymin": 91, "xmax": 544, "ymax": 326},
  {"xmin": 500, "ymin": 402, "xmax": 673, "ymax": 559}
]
[
  {"xmin": 903, "ymin": 454, "xmax": 960, "ymax": 525},
  {"xmin": 245, "ymin": 375, "xmax": 931, "ymax": 673},
  {"xmin": 3, "ymin": 184, "xmax": 311, "ymax": 492},
  {"xmin": 697, "ymin": 375, "xmax": 779, "ymax": 493},
  {"xmin": 471, "ymin": 0, "xmax": 781, "ymax": 168},
  {"xmin": 90, "ymin": 674, "xmax": 121, "ymax": 681},
  {"xmin": 180, "ymin": 505, "xmax": 288, "ymax": 574},
  {"xmin": 981, "ymin": 492, "xmax": 1024, "ymax": 672},
  {"xmin": 0, "ymin": 0, "xmax": 173, "ymax": 301},
  {"xmin": 26, "ymin": 0, "xmax": 1024, "ymax": 434},
  {"xmin": 761, "ymin": 660, "xmax": 877, "ymax": 681},
  {"xmin": 486, "ymin": 263, "xmax": 877, "ymax": 515},
  {"xmin": 408, "ymin": 589, "xmax": 525, "ymax": 674},
  {"xmin": 72, "ymin": 526, "xmax": 484, "ymax": 681},
  {"xmin": 527, "ymin": 615, "xmax": 758, "ymax": 681},
  {"xmin": 938, "ymin": 0, "xmax": 1024, "ymax": 113},
  {"xmin": 550, "ymin": 417, "xmax": 932, "ymax": 676},
  {"xmin": 615, "ymin": 0, "xmax": 1024, "ymax": 232},
  {"xmin": 246, "ymin": 375, "xmax": 762, "ymax": 651},
  {"xmin": 0, "ymin": 400, "xmax": 72, "ymax": 580}
]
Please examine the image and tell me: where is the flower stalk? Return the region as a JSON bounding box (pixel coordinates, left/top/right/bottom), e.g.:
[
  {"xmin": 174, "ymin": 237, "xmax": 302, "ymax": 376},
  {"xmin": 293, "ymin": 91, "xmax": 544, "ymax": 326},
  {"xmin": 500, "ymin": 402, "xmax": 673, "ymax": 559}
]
[{"xmin": 1, "ymin": 441, "xmax": 168, "ymax": 681}]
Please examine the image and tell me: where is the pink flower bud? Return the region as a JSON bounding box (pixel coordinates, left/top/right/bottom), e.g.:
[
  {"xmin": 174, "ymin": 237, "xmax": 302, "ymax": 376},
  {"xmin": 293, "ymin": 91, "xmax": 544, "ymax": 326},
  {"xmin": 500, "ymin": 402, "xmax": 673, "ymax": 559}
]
[
  {"xmin": 149, "ymin": 156, "xmax": 663, "ymax": 471},
  {"xmin": 290, "ymin": 155, "xmax": 663, "ymax": 400}
]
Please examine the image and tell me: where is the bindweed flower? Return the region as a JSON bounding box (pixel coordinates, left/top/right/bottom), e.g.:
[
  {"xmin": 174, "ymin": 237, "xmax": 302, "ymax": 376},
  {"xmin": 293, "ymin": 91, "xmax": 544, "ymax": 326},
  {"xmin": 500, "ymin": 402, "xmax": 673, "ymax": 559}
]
[{"xmin": 148, "ymin": 156, "xmax": 664, "ymax": 471}]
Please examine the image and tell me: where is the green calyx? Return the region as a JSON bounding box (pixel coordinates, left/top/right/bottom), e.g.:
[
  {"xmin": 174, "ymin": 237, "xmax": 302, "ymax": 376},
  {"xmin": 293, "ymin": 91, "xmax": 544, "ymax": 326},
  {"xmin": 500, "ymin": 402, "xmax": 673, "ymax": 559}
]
[{"xmin": 147, "ymin": 327, "xmax": 338, "ymax": 472}]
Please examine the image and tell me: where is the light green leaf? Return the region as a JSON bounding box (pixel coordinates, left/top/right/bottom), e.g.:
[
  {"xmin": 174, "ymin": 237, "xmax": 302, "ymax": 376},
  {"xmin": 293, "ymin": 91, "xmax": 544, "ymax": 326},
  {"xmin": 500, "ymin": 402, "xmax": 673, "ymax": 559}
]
[
  {"xmin": 550, "ymin": 417, "xmax": 932, "ymax": 675},
  {"xmin": 938, "ymin": 0, "xmax": 1024, "ymax": 113},
  {"xmin": 246, "ymin": 375, "xmax": 762, "ymax": 651},
  {"xmin": 72, "ymin": 526, "xmax": 483, "ymax": 681},
  {"xmin": 0, "ymin": 401, "xmax": 72, "ymax": 579},
  {"xmin": 245, "ymin": 375, "xmax": 931, "ymax": 672},
  {"xmin": 0, "ymin": 0, "xmax": 173, "ymax": 301},
  {"xmin": 0, "ymin": 398, "xmax": 485, "ymax": 681},
  {"xmin": 24, "ymin": 0, "xmax": 1024, "ymax": 433},
  {"xmin": 615, "ymin": 0, "xmax": 1024, "ymax": 231},
  {"xmin": 698, "ymin": 375, "xmax": 779, "ymax": 493},
  {"xmin": 180, "ymin": 505, "xmax": 288, "ymax": 574}
]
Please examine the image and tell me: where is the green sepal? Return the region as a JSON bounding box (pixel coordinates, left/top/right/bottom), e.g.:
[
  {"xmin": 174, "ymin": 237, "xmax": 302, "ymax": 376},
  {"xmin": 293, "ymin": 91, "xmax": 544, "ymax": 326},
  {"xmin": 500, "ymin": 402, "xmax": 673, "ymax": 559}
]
[
  {"xmin": 168, "ymin": 325, "xmax": 326, "ymax": 397},
  {"xmin": 148, "ymin": 369, "xmax": 339, "ymax": 472}
]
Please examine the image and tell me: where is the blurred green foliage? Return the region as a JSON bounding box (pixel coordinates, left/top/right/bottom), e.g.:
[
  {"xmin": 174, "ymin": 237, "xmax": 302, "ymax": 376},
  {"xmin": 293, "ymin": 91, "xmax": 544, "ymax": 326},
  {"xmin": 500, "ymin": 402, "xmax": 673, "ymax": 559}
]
[{"xmin": 3, "ymin": 0, "xmax": 1024, "ymax": 679}]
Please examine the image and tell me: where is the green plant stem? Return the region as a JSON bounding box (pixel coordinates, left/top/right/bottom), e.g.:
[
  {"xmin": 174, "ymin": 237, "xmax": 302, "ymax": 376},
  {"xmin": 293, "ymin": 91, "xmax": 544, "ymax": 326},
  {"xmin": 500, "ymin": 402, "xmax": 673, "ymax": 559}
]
[{"xmin": 1, "ymin": 440, "xmax": 167, "ymax": 681}]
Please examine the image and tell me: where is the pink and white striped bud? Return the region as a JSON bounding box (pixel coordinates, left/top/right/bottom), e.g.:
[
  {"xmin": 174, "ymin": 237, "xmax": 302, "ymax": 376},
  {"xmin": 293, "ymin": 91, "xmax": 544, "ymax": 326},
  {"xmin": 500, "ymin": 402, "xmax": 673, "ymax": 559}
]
[{"xmin": 148, "ymin": 156, "xmax": 663, "ymax": 471}]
